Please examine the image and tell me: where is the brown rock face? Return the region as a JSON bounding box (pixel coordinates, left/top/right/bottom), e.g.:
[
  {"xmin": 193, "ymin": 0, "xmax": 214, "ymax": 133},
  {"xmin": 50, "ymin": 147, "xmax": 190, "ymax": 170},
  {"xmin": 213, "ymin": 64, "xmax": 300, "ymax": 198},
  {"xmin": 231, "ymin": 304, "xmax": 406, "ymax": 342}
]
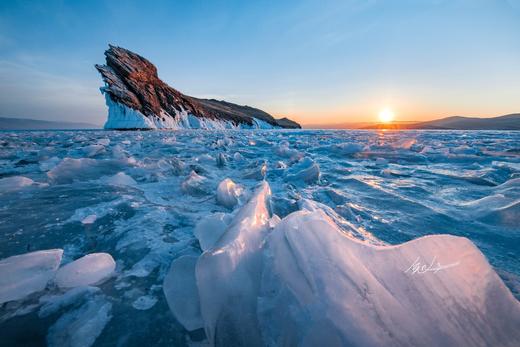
[{"xmin": 95, "ymin": 45, "xmax": 300, "ymax": 129}]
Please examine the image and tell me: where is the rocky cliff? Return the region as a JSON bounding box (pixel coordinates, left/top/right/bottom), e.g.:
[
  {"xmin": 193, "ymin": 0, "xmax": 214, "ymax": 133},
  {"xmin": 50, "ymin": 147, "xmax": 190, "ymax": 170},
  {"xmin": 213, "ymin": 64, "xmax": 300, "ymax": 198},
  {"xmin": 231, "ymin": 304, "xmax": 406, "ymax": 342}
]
[{"xmin": 95, "ymin": 45, "xmax": 300, "ymax": 130}]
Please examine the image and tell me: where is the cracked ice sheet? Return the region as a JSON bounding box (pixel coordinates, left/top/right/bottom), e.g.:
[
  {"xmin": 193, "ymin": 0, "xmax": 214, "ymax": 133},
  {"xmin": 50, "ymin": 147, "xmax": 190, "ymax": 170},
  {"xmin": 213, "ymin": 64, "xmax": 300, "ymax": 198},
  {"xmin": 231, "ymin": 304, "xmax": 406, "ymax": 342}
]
[{"xmin": 0, "ymin": 129, "xmax": 519, "ymax": 346}]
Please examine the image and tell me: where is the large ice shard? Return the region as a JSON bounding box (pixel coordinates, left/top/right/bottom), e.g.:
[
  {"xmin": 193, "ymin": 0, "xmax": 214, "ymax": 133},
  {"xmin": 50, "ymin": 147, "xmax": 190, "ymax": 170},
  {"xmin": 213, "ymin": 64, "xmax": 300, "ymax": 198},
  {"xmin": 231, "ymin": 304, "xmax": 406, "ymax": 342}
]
[
  {"xmin": 195, "ymin": 182, "xmax": 272, "ymax": 346},
  {"xmin": 259, "ymin": 209, "xmax": 520, "ymax": 347}
]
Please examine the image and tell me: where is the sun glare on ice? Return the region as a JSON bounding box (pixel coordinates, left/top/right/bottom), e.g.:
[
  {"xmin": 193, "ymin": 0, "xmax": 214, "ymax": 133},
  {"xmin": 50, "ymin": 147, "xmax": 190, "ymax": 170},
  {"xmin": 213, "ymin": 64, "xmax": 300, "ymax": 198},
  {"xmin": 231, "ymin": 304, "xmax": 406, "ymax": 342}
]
[{"xmin": 379, "ymin": 108, "xmax": 395, "ymax": 123}]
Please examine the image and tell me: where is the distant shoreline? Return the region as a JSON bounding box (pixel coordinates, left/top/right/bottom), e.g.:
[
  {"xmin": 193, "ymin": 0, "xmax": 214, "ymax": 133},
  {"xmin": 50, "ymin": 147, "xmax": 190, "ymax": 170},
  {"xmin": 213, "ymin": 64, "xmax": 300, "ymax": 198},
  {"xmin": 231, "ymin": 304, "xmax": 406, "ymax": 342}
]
[{"xmin": 3, "ymin": 113, "xmax": 519, "ymax": 131}]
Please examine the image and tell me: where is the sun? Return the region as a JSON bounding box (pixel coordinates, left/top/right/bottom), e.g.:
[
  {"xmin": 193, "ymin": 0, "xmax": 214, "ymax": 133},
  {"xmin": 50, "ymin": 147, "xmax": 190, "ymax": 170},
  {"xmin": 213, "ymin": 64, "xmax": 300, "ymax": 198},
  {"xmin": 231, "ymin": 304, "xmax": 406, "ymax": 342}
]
[{"xmin": 378, "ymin": 108, "xmax": 395, "ymax": 123}]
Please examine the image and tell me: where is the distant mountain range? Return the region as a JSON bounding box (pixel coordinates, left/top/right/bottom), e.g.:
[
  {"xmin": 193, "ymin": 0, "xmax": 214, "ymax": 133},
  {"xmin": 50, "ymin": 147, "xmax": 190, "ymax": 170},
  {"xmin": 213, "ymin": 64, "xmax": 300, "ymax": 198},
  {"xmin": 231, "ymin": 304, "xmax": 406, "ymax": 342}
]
[
  {"xmin": 0, "ymin": 117, "xmax": 99, "ymax": 130},
  {"xmin": 305, "ymin": 114, "xmax": 520, "ymax": 130}
]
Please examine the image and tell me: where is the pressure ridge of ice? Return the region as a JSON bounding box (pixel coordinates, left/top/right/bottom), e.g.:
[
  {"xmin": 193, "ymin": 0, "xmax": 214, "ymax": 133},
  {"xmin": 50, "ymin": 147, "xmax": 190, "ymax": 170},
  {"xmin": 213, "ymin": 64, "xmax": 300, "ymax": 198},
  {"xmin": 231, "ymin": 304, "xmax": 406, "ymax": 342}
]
[{"xmin": 164, "ymin": 181, "xmax": 520, "ymax": 347}]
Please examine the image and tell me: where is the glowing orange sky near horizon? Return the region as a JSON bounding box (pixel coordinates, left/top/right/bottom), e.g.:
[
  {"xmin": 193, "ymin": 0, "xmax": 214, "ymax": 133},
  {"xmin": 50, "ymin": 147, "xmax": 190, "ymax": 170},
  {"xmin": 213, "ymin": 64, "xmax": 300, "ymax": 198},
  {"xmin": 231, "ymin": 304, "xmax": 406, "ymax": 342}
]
[{"xmin": 274, "ymin": 103, "xmax": 519, "ymax": 126}]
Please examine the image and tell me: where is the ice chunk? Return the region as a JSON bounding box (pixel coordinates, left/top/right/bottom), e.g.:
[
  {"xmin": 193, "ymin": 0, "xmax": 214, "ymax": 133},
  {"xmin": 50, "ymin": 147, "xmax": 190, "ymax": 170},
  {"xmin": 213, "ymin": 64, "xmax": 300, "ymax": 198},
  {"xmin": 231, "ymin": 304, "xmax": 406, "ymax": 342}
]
[
  {"xmin": 233, "ymin": 152, "xmax": 244, "ymax": 162},
  {"xmin": 243, "ymin": 161, "xmax": 267, "ymax": 180},
  {"xmin": 81, "ymin": 214, "xmax": 97, "ymax": 225},
  {"xmin": 196, "ymin": 182, "xmax": 271, "ymax": 346},
  {"xmin": 132, "ymin": 295, "xmax": 158, "ymax": 310},
  {"xmin": 181, "ymin": 171, "xmax": 209, "ymax": 196},
  {"xmin": 193, "ymin": 213, "xmax": 233, "ymax": 251},
  {"xmin": 333, "ymin": 142, "xmax": 363, "ymax": 155},
  {"xmin": 196, "ymin": 154, "xmax": 215, "ymax": 164},
  {"xmin": 97, "ymin": 138, "xmax": 110, "ymax": 146},
  {"xmin": 101, "ymin": 172, "xmax": 137, "ymax": 186},
  {"xmin": 47, "ymin": 295, "xmax": 112, "ymax": 347},
  {"xmin": 259, "ymin": 209, "xmax": 520, "ymax": 347},
  {"xmin": 47, "ymin": 157, "xmax": 133, "ymax": 184},
  {"xmin": 0, "ymin": 249, "xmax": 63, "ymax": 304},
  {"xmin": 0, "ymin": 176, "xmax": 34, "ymax": 193},
  {"xmin": 274, "ymin": 141, "xmax": 301, "ymax": 159},
  {"xmin": 39, "ymin": 156, "xmax": 61, "ymax": 172},
  {"xmin": 54, "ymin": 253, "xmax": 116, "ymax": 288},
  {"xmin": 216, "ymin": 152, "xmax": 227, "ymax": 167},
  {"xmin": 216, "ymin": 178, "xmax": 243, "ymax": 209},
  {"xmin": 83, "ymin": 144, "xmax": 105, "ymax": 157},
  {"xmin": 285, "ymin": 157, "xmax": 320, "ymax": 184},
  {"xmin": 275, "ymin": 161, "xmax": 287, "ymax": 169},
  {"xmin": 163, "ymin": 255, "xmax": 204, "ymax": 331}
]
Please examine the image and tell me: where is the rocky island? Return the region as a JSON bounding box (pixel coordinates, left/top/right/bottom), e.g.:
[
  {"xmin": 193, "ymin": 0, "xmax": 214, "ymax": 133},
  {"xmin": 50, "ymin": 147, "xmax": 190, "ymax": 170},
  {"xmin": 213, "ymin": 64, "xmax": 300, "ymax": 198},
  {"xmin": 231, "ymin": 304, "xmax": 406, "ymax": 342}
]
[{"xmin": 95, "ymin": 45, "xmax": 300, "ymax": 130}]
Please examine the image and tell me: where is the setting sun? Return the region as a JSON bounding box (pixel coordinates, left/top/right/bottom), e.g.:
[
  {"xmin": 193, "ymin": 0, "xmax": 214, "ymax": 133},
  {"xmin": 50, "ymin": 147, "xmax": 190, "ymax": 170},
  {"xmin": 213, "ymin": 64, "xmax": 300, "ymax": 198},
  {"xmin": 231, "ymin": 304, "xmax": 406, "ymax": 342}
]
[{"xmin": 378, "ymin": 108, "xmax": 395, "ymax": 123}]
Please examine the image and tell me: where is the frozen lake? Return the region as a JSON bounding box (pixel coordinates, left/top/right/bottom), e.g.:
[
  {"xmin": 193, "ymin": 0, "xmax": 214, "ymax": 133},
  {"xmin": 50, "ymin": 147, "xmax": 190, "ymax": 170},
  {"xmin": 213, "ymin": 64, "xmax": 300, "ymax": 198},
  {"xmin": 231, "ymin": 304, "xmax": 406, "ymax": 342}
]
[{"xmin": 1, "ymin": 129, "xmax": 519, "ymax": 346}]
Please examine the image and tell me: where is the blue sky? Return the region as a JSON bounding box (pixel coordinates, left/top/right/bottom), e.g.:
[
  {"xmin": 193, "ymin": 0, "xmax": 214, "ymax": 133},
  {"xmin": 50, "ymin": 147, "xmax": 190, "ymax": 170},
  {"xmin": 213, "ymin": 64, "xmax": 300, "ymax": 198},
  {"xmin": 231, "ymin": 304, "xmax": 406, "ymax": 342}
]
[{"xmin": 1, "ymin": 0, "xmax": 519, "ymax": 125}]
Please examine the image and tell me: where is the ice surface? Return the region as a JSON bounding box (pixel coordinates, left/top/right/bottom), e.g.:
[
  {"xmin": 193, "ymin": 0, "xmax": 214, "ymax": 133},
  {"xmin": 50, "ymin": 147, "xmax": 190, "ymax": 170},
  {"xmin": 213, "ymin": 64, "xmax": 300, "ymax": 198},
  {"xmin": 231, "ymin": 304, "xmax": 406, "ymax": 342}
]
[
  {"xmin": 0, "ymin": 249, "xmax": 63, "ymax": 304},
  {"xmin": 54, "ymin": 253, "xmax": 116, "ymax": 288},
  {"xmin": 65, "ymin": 198, "xmax": 127, "ymax": 225},
  {"xmin": 39, "ymin": 286, "xmax": 101, "ymax": 318},
  {"xmin": 163, "ymin": 255, "xmax": 204, "ymax": 331},
  {"xmin": 1, "ymin": 129, "xmax": 519, "ymax": 346},
  {"xmin": 47, "ymin": 294, "xmax": 112, "ymax": 347},
  {"xmin": 216, "ymin": 178, "xmax": 243, "ymax": 209},
  {"xmin": 195, "ymin": 182, "xmax": 271, "ymax": 346},
  {"xmin": 259, "ymin": 209, "xmax": 520, "ymax": 347},
  {"xmin": 47, "ymin": 157, "xmax": 134, "ymax": 184},
  {"xmin": 332, "ymin": 142, "xmax": 364, "ymax": 155}
]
